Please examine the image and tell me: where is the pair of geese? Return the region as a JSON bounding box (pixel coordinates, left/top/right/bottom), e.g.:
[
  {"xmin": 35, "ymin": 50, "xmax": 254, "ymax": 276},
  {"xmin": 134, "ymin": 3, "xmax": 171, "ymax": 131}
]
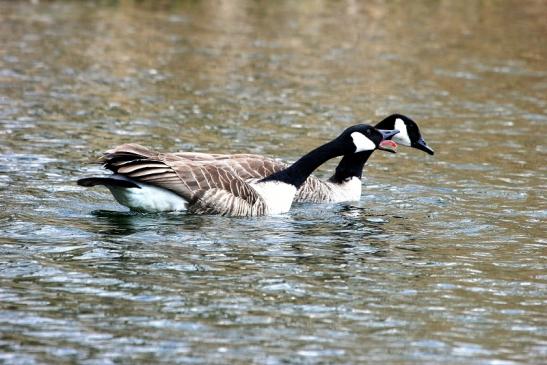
[{"xmin": 78, "ymin": 114, "xmax": 434, "ymax": 216}]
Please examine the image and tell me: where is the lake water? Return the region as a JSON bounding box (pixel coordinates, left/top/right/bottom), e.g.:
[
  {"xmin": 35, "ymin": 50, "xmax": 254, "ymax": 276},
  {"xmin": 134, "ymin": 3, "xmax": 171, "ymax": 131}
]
[{"xmin": 0, "ymin": 1, "xmax": 546, "ymax": 364}]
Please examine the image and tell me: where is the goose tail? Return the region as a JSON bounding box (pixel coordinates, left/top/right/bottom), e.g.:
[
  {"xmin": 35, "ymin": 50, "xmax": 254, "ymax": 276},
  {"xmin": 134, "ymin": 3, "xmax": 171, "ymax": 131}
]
[
  {"xmin": 77, "ymin": 175, "xmax": 141, "ymax": 189},
  {"xmin": 99, "ymin": 143, "xmax": 158, "ymax": 170}
]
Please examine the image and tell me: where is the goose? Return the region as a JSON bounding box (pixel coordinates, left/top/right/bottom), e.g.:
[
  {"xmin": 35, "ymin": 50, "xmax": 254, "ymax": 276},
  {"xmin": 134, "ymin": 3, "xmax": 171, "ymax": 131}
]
[
  {"xmin": 172, "ymin": 114, "xmax": 434, "ymax": 203},
  {"xmin": 77, "ymin": 125, "xmax": 399, "ymax": 216}
]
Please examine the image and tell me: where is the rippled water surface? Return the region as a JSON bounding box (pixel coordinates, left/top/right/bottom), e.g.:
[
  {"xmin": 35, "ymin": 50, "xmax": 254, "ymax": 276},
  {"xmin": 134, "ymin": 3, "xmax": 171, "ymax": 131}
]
[{"xmin": 1, "ymin": 1, "xmax": 546, "ymax": 364}]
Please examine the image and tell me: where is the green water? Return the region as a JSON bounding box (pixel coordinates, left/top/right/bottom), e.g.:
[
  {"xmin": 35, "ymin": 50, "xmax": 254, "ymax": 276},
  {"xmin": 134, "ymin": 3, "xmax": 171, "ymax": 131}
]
[{"xmin": 0, "ymin": 1, "xmax": 546, "ymax": 364}]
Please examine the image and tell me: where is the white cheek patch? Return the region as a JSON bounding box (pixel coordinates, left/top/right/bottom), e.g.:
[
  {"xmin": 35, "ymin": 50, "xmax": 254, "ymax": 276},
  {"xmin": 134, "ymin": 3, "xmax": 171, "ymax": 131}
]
[
  {"xmin": 393, "ymin": 118, "xmax": 411, "ymax": 146},
  {"xmin": 351, "ymin": 132, "xmax": 376, "ymax": 152}
]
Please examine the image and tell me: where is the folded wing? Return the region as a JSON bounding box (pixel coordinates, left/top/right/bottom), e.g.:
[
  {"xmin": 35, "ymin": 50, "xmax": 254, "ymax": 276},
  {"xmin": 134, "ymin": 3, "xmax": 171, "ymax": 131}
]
[
  {"xmin": 172, "ymin": 151, "xmax": 333, "ymax": 203},
  {"xmin": 102, "ymin": 144, "xmax": 268, "ymax": 216}
]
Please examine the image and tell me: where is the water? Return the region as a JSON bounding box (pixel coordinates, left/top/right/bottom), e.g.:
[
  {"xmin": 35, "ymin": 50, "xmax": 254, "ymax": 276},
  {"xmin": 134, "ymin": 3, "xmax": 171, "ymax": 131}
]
[{"xmin": 1, "ymin": 1, "xmax": 546, "ymax": 364}]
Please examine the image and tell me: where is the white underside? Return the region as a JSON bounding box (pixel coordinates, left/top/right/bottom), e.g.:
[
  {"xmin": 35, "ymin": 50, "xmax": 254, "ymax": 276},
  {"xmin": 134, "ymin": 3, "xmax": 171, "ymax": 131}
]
[
  {"xmin": 250, "ymin": 180, "xmax": 297, "ymax": 214},
  {"xmin": 329, "ymin": 177, "xmax": 362, "ymax": 202},
  {"xmin": 106, "ymin": 179, "xmax": 297, "ymax": 215},
  {"xmin": 107, "ymin": 183, "xmax": 188, "ymax": 212}
]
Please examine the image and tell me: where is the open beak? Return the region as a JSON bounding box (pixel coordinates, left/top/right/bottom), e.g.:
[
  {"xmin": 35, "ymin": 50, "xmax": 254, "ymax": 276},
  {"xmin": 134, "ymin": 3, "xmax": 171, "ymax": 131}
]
[
  {"xmin": 378, "ymin": 129, "xmax": 399, "ymax": 140},
  {"xmin": 414, "ymin": 137, "xmax": 435, "ymax": 155},
  {"xmin": 378, "ymin": 129, "xmax": 399, "ymax": 153}
]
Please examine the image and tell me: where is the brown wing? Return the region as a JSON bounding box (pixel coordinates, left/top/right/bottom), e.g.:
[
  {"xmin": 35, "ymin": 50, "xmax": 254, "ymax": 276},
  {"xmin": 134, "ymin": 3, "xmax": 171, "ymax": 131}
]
[
  {"xmin": 171, "ymin": 151, "xmax": 335, "ymax": 203},
  {"xmin": 294, "ymin": 175, "xmax": 336, "ymax": 203},
  {"xmin": 171, "ymin": 152, "xmax": 262, "ymax": 161},
  {"xmin": 170, "ymin": 152, "xmax": 288, "ymax": 180},
  {"xmin": 102, "ymin": 144, "xmax": 268, "ymax": 216},
  {"xmin": 170, "ymin": 150, "xmax": 339, "ymax": 204},
  {"xmin": 103, "ymin": 144, "xmax": 333, "ymax": 205}
]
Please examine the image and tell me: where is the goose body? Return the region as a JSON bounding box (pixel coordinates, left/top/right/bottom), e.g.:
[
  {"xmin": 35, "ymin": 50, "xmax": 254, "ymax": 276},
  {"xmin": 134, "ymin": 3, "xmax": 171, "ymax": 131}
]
[
  {"xmin": 169, "ymin": 152, "xmax": 362, "ymax": 203},
  {"xmin": 107, "ymin": 179, "xmax": 188, "ymax": 212},
  {"xmin": 78, "ymin": 125, "xmax": 397, "ymax": 216},
  {"xmin": 171, "ymin": 114, "xmax": 434, "ymax": 204},
  {"xmin": 80, "ymin": 146, "xmax": 276, "ymax": 216}
]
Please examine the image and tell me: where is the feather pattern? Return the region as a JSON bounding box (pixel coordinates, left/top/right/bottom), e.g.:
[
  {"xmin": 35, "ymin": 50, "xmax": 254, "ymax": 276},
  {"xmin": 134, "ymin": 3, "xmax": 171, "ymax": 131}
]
[
  {"xmin": 78, "ymin": 123, "xmax": 393, "ymax": 214},
  {"xmin": 95, "ymin": 145, "xmax": 358, "ymax": 207},
  {"xmin": 99, "ymin": 144, "xmax": 269, "ymax": 216},
  {"xmin": 170, "ymin": 152, "xmax": 355, "ymax": 203}
]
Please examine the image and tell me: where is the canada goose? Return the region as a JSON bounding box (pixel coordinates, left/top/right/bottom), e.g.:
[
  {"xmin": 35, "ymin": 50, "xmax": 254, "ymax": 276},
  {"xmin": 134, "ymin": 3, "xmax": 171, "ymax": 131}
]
[
  {"xmin": 172, "ymin": 114, "xmax": 434, "ymax": 203},
  {"xmin": 77, "ymin": 125, "xmax": 399, "ymax": 216}
]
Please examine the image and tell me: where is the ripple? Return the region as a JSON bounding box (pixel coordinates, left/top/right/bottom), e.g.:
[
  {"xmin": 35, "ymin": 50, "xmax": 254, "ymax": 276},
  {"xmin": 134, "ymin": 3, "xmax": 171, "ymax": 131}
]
[{"xmin": 0, "ymin": 1, "xmax": 545, "ymax": 364}]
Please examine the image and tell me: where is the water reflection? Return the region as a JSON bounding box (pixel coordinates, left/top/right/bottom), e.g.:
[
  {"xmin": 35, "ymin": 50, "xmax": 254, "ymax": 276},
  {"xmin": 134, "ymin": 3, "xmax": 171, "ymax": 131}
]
[{"xmin": 89, "ymin": 210, "xmax": 188, "ymax": 237}]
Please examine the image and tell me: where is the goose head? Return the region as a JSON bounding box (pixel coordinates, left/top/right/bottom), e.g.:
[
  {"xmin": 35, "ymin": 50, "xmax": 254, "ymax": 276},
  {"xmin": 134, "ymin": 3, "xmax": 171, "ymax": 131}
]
[
  {"xmin": 257, "ymin": 124, "xmax": 399, "ymax": 189},
  {"xmin": 374, "ymin": 114, "xmax": 435, "ymax": 155},
  {"xmin": 338, "ymin": 124, "xmax": 400, "ymax": 154},
  {"xmin": 326, "ymin": 125, "xmax": 399, "ymax": 184}
]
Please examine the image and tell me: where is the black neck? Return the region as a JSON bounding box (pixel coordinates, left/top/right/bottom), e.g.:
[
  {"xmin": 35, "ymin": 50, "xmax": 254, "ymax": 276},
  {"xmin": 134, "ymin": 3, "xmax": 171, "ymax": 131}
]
[
  {"xmin": 327, "ymin": 119, "xmax": 386, "ymax": 184},
  {"xmin": 261, "ymin": 139, "xmax": 343, "ymax": 188},
  {"xmin": 374, "ymin": 118, "xmax": 393, "ymax": 130},
  {"xmin": 327, "ymin": 151, "xmax": 373, "ymax": 183}
]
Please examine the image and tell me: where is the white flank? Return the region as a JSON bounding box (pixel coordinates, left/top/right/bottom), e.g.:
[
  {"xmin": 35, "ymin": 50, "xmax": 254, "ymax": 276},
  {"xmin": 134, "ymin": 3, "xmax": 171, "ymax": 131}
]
[
  {"xmin": 329, "ymin": 176, "xmax": 362, "ymax": 202},
  {"xmin": 393, "ymin": 118, "xmax": 411, "ymax": 146},
  {"xmin": 351, "ymin": 132, "xmax": 376, "ymax": 152},
  {"xmin": 250, "ymin": 180, "xmax": 297, "ymax": 214},
  {"xmin": 107, "ymin": 183, "xmax": 187, "ymax": 212}
]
